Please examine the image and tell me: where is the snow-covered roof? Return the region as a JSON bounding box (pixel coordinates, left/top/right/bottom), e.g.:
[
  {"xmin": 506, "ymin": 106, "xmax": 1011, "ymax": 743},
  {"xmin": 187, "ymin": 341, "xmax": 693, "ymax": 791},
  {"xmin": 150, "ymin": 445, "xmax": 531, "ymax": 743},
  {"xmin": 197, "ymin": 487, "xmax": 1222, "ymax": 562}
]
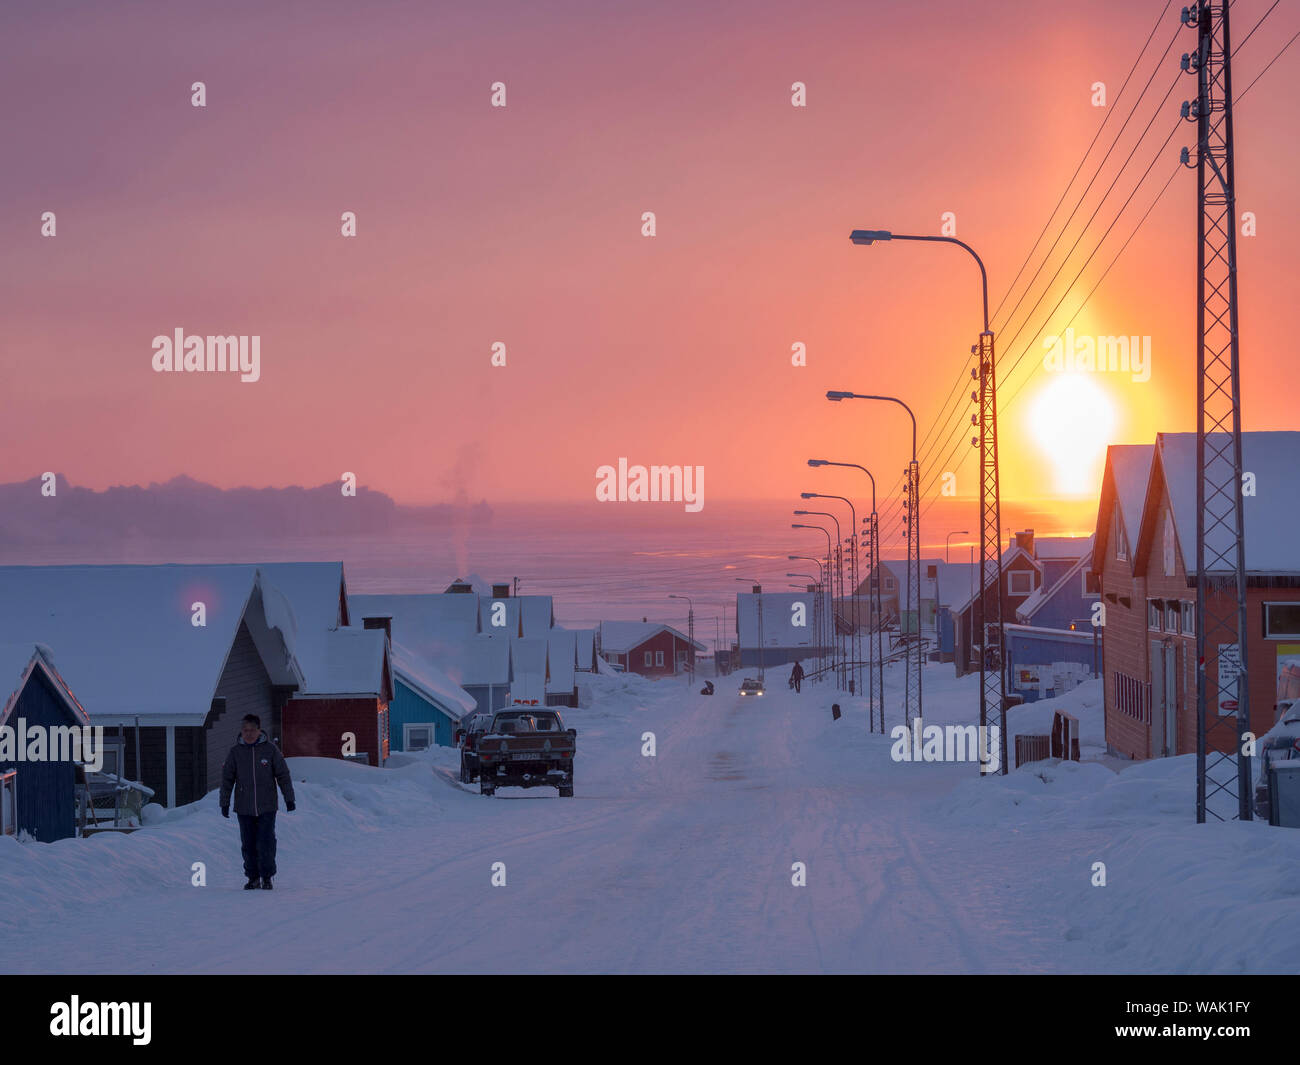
[
  {"xmin": 389, "ymin": 640, "xmax": 477, "ymax": 717},
  {"xmin": 518, "ymin": 595, "xmax": 554, "ymax": 638},
  {"xmin": 0, "ymin": 562, "xmax": 382, "ymax": 721},
  {"xmin": 0, "ymin": 643, "xmax": 91, "ymax": 729},
  {"xmin": 479, "ymin": 595, "xmax": 520, "ymax": 636},
  {"xmin": 296, "ymin": 626, "xmax": 391, "ymax": 698},
  {"xmin": 599, "ymin": 621, "xmax": 704, "ymax": 654},
  {"xmin": 571, "ymin": 628, "xmax": 596, "ymax": 670},
  {"xmin": 430, "ymin": 631, "xmax": 512, "ymax": 688},
  {"xmin": 951, "ymin": 545, "xmax": 1040, "ymax": 615},
  {"xmin": 878, "ymin": 562, "xmax": 938, "ymax": 610},
  {"xmin": 546, "ymin": 629, "xmax": 576, "ymax": 692},
  {"xmin": 1111, "ymin": 445, "xmax": 1154, "ymax": 543},
  {"xmin": 1033, "ymin": 536, "xmax": 1093, "ymax": 561},
  {"xmin": 1154, "ymin": 431, "xmax": 1300, "ymax": 576},
  {"xmin": 350, "ymin": 593, "xmax": 481, "ymax": 641},
  {"xmin": 0, "ymin": 564, "xmax": 267, "ymax": 720},
  {"xmin": 935, "ymin": 562, "xmax": 980, "ymax": 609},
  {"xmin": 1017, "ymin": 549, "xmax": 1094, "ymax": 621}
]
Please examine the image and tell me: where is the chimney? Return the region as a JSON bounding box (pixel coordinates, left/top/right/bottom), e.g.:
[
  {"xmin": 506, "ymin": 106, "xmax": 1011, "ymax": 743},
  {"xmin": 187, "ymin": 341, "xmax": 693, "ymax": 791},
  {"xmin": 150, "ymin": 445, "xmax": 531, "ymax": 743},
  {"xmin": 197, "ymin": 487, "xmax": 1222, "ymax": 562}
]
[
  {"xmin": 1014, "ymin": 529, "xmax": 1035, "ymax": 556},
  {"xmin": 492, "ymin": 583, "xmax": 511, "ymax": 598},
  {"xmin": 363, "ymin": 616, "xmax": 392, "ymax": 643},
  {"xmin": 447, "ymin": 579, "xmax": 474, "ymax": 594}
]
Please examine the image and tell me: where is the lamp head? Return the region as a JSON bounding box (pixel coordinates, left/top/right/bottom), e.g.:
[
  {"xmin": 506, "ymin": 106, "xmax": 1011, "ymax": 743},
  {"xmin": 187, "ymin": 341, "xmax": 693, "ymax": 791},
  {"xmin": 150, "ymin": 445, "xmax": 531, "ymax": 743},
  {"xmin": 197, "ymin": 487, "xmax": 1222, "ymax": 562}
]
[{"xmin": 849, "ymin": 229, "xmax": 892, "ymax": 245}]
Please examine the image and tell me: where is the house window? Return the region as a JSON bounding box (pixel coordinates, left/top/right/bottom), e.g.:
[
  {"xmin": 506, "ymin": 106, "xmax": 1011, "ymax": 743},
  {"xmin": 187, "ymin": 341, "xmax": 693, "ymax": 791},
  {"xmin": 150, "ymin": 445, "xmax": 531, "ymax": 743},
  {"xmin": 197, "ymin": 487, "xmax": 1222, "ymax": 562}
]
[
  {"xmin": 644, "ymin": 651, "xmax": 653, "ymax": 667},
  {"xmin": 885, "ymin": 577, "xmax": 896, "ymax": 592},
  {"xmin": 1113, "ymin": 510, "xmax": 1129, "ymax": 561},
  {"xmin": 404, "ymin": 724, "xmax": 434, "ymax": 751},
  {"xmin": 655, "ymin": 650, "xmax": 665, "ymax": 667},
  {"xmin": 1114, "ymin": 671, "xmax": 1150, "ymax": 722},
  {"xmin": 1165, "ymin": 602, "xmax": 1179, "ymax": 632},
  {"xmin": 1264, "ymin": 603, "xmax": 1300, "ymax": 639},
  {"xmin": 1082, "ymin": 570, "xmax": 1100, "ymax": 596},
  {"xmin": 1181, "ymin": 601, "xmax": 1196, "ymax": 636},
  {"xmin": 1008, "ymin": 571, "xmax": 1033, "ymax": 596}
]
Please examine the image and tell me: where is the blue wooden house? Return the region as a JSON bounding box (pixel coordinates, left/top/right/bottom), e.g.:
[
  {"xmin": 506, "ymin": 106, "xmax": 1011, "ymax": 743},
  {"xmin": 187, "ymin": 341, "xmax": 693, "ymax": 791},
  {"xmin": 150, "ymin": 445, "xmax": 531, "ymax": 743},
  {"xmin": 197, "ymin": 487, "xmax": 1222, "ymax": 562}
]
[
  {"xmin": 0, "ymin": 644, "xmax": 92, "ymax": 842},
  {"xmin": 387, "ymin": 641, "xmax": 478, "ymax": 750}
]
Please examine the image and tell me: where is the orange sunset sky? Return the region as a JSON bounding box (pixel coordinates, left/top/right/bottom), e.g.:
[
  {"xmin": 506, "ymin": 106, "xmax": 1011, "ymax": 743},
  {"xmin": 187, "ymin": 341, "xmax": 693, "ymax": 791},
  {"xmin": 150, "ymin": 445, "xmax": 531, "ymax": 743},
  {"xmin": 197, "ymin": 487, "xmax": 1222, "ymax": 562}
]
[{"xmin": 2, "ymin": 0, "xmax": 1296, "ymax": 514}]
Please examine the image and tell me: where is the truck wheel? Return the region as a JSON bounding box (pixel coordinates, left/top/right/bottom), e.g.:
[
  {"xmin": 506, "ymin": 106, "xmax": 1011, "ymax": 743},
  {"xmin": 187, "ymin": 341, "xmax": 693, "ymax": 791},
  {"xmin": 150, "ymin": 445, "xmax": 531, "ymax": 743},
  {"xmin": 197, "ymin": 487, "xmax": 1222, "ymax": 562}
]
[
  {"xmin": 559, "ymin": 784, "xmax": 574, "ymax": 797},
  {"xmin": 460, "ymin": 761, "xmax": 470, "ymax": 784},
  {"xmin": 480, "ymin": 780, "xmax": 495, "ymax": 796}
]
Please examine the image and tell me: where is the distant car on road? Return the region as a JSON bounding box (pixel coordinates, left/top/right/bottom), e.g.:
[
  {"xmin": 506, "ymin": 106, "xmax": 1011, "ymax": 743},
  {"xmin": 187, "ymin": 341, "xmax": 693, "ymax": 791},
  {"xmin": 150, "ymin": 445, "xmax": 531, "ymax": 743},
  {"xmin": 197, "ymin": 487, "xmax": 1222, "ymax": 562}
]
[
  {"xmin": 475, "ymin": 709, "xmax": 576, "ymax": 797},
  {"xmin": 454, "ymin": 712, "xmax": 495, "ymax": 784},
  {"xmin": 738, "ymin": 677, "xmax": 765, "ymax": 697}
]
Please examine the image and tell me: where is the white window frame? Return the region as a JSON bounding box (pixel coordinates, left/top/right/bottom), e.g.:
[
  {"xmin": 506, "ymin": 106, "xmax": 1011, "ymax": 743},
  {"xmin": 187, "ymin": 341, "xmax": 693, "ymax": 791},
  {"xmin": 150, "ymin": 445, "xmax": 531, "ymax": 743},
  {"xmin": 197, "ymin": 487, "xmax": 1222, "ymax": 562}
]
[
  {"xmin": 0, "ymin": 770, "xmax": 15, "ymax": 836},
  {"xmin": 1113, "ymin": 510, "xmax": 1129, "ymax": 561},
  {"xmin": 403, "ymin": 723, "xmax": 436, "ymax": 751},
  {"xmin": 644, "ymin": 651, "xmax": 653, "ymax": 667},
  {"xmin": 1007, "ymin": 571, "xmax": 1033, "ymax": 596},
  {"xmin": 1263, "ymin": 602, "xmax": 1300, "ymax": 640},
  {"xmin": 1181, "ymin": 600, "xmax": 1196, "ymax": 636},
  {"xmin": 1165, "ymin": 602, "xmax": 1179, "ymax": 633},
  {"xmin": 1148, "ymin": 599, "xmax": 1163, "ymax": 631},
  {"xmin": 655, "ymin": 650, "xmax": 665, "ymax": 667}
]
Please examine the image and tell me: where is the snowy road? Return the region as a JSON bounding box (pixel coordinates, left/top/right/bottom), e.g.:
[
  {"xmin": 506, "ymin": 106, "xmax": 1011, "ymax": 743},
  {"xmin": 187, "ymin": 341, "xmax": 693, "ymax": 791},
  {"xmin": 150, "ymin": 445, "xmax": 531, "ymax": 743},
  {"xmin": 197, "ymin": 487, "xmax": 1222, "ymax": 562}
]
[{"xmin": 3, "ymin": 665, "xmax": 1296, "ymax": 973}]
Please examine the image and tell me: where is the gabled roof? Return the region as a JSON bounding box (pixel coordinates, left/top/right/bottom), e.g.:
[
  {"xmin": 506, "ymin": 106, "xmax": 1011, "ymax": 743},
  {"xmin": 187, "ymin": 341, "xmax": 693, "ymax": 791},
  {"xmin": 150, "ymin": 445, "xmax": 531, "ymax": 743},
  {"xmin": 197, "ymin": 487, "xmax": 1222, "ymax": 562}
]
[
  {"xmin": 1017, "ymin": 548, "xmax": 1094, "ymax": 622},
  {"xmin": 0, "ymin": 643, "xmax": 91, "ymax": 730},
  {"xmin": 1033, "ymin": 536, "xmax": 1093, "ymax": 561},
  {"xmin": 518, "ymin": 596, "xmax": 554, "ymax": 638},
  {"xmin": 432, "ymin": 632, "xmax": 512, "ymax": 688},
  {"xmin": 297, "ymin": 627, "xmax": 392, "ymax": 699},
  {"xmin": 951, "ymin": 544, "xmax": 1041, "ymax": 615},
  {"xmin": 0, "ymin": 564, "xmax": 271, "ymax": 721},
  {"xmin": 0, "ymin": 562, "xmax": 383, "ymax": 722},
  {"xmin": 546, "ymin": 629, "xmax": 577, "ymax": 692},
  {"xmin": 390, "ymin": 640, "xmax": 477, "ymax": 718},
  {"xmin": 351, "ymin": 592, "xmax": 480, "ymax": 639},
  {"xmin": 479, "ymin": 596, "xmax": 521, "ymax": 636},
  {"xmin": 599, "ymin": 621, "xmax": 705, "ymax": 654},
  {"xmin": 1142, "ymin": 431, "xmax": 1300, "ymax": 577},
  {"xmin": 571, "ymin": 628, "xmax": 596, "ymax": 670},
  {"xmin": 935, "ymin": 562, "xmax": 980, "ymax": 609},
  {"xmin": 1093, "ymin": 443, "xmax": 1155, "ymax": 572}
]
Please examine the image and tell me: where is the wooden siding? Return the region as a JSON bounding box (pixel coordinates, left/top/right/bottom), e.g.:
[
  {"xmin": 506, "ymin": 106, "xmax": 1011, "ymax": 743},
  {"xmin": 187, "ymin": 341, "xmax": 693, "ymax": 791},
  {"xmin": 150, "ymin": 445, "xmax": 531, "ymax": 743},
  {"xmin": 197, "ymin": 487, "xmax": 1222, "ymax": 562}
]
[
  {"xmin": 0, "ymin": 670, "xmax": 79, "ymax": 841},
  {"xmin": 205, "ymin": 620, "xmax": 277, "ymax": 795},
  {"xmin": 282, "ymin": 697, "xmax": 389, "ymax": 766}
]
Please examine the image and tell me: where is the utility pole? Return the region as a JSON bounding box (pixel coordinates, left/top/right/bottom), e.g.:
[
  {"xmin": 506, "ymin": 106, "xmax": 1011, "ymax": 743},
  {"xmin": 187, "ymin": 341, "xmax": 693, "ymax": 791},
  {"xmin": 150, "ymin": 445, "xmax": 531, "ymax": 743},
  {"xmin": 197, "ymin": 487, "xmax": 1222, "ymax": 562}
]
[{"xmin": 1182, "ymin": 0, "xmax": 1251, "ymax": 822}]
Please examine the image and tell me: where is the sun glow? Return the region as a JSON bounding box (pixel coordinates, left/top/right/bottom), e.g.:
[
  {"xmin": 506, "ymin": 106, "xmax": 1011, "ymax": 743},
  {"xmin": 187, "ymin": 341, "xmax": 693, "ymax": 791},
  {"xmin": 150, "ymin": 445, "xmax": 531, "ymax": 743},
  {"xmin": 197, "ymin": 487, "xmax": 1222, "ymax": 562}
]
[{"xmin": 1028, "ymin": 374, "xmax": 1117, "ymax": 497}]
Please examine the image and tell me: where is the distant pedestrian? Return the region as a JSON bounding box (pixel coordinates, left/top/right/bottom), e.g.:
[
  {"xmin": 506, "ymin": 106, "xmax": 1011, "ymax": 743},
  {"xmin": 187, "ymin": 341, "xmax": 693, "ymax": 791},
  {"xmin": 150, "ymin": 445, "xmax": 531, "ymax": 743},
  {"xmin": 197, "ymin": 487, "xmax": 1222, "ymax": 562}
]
[
  {"xmin": 790, "ymin": 660, "xmax": 805, "ymax": 694},
  {"xmin": 220, "ymin": 714, "xmax": 296, "ymax": 890}
]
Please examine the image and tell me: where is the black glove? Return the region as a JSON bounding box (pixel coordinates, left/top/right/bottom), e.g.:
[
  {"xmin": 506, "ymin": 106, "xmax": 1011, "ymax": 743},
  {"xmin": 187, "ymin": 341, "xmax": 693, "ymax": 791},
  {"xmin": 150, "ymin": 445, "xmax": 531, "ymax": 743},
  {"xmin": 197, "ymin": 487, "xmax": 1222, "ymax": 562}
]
[
  {"xmin": 285, "ymin": 801, "xmax": 296, "ymax": 812},
  {"xmin": 221, "ymin": 805, "xmax": 229, "ymax": 819}
]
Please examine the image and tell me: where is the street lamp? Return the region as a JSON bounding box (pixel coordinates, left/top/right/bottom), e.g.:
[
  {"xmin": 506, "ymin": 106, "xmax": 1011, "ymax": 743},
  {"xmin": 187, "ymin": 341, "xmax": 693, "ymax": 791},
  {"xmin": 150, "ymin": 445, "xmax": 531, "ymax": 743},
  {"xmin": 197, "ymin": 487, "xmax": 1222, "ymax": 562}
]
[
  {"xmin": 848, "ymin": 226, "xmax": 1005, "ymax": 774},
  {"xmin": 790, "ymin": 554, "xmax": 831, "ymax": 680},
  {"xmin": 825, "ymin": 392, "xmax": 921, "ymax": 727},
  {"xmin": 946, "ymin": 531, "xmax": 970, "ymax": 564},
  {"xmin": 792, "ymin": 525, "xmax": 836, "ymax": 685},
  {"xmin": 810, "ymin": 458, "xmax": 884, "ymax": 733},
  {"xmin": 668, "ymin": 594, "xmax": 695, "ymax": 681},
  {"xmin": 803, "ymin": 491, "xmax": 859, "ymax": 699},
  {"xmin": 795, "ymin": 509, "xmax": 845, "ymax": 690}
]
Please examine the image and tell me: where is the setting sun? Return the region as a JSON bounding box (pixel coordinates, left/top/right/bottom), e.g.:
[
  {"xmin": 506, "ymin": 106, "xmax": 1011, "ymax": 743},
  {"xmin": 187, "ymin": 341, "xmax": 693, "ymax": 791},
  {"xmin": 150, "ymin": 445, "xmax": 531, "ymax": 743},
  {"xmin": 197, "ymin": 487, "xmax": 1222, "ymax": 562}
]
[{"xmin": 1027, "ymin": 374, "xmax": 1118, "ymax": 497}]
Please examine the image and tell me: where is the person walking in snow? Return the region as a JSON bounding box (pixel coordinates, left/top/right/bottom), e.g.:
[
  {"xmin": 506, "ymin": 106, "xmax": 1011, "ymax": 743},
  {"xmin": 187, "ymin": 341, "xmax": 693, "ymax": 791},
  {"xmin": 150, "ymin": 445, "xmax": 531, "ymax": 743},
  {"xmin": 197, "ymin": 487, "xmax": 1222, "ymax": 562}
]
[
  {"xmin": 220, "ymin": 714, "xmax": 296, "ymax": 890},
  {"xmin": 790, "ymin": 660, "xmax": 805, "ymax": 694}
]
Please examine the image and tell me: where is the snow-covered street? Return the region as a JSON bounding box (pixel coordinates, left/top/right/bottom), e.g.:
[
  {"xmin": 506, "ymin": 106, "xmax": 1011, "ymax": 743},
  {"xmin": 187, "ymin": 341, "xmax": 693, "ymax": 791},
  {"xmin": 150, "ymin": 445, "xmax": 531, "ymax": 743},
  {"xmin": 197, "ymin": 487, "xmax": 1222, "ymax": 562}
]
[{"xmin": 3, "ymin": 663, "xmax": 1297, "ymax": 974}]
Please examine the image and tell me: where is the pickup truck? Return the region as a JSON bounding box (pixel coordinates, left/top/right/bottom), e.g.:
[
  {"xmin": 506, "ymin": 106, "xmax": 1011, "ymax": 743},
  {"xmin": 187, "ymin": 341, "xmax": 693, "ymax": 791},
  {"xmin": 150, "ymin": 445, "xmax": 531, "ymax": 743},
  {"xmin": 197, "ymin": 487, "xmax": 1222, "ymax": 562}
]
[
  {"xmin": 454, "ymin": 712, "xmax": 495, "ymax": 784},
  {"xmin": 475, "ymin": 710, "xmax": 576, "ymax": 797}
]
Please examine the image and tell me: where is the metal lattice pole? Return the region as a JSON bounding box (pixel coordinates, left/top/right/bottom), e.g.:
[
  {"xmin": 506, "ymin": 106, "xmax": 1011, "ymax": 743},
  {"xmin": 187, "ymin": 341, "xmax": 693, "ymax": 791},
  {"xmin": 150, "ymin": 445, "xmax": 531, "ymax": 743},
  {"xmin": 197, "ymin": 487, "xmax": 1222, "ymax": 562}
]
[
  {"xmin": 977, "ymin": 330, "xmax": 1006, "ymax": 775},
  {"xmin": 904, "ymin": 461, "xmax": 922, "ymax": 729},
  {"xmin": 1183, "ymin": 0, "xmax": 1251, "ymax": 822}
]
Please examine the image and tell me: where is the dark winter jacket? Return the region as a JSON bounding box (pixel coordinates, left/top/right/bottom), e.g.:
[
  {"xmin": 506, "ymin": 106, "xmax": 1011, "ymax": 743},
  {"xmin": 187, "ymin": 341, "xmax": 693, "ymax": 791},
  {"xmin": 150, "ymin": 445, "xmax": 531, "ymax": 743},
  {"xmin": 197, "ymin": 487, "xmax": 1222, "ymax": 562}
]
[
  {"xmin": 790, "ymin": 663, "xmax": 805, "ymax": 682},
  {"xmin": 220, "ymin": 731, "xmax": 295, "ymax": 816}
]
